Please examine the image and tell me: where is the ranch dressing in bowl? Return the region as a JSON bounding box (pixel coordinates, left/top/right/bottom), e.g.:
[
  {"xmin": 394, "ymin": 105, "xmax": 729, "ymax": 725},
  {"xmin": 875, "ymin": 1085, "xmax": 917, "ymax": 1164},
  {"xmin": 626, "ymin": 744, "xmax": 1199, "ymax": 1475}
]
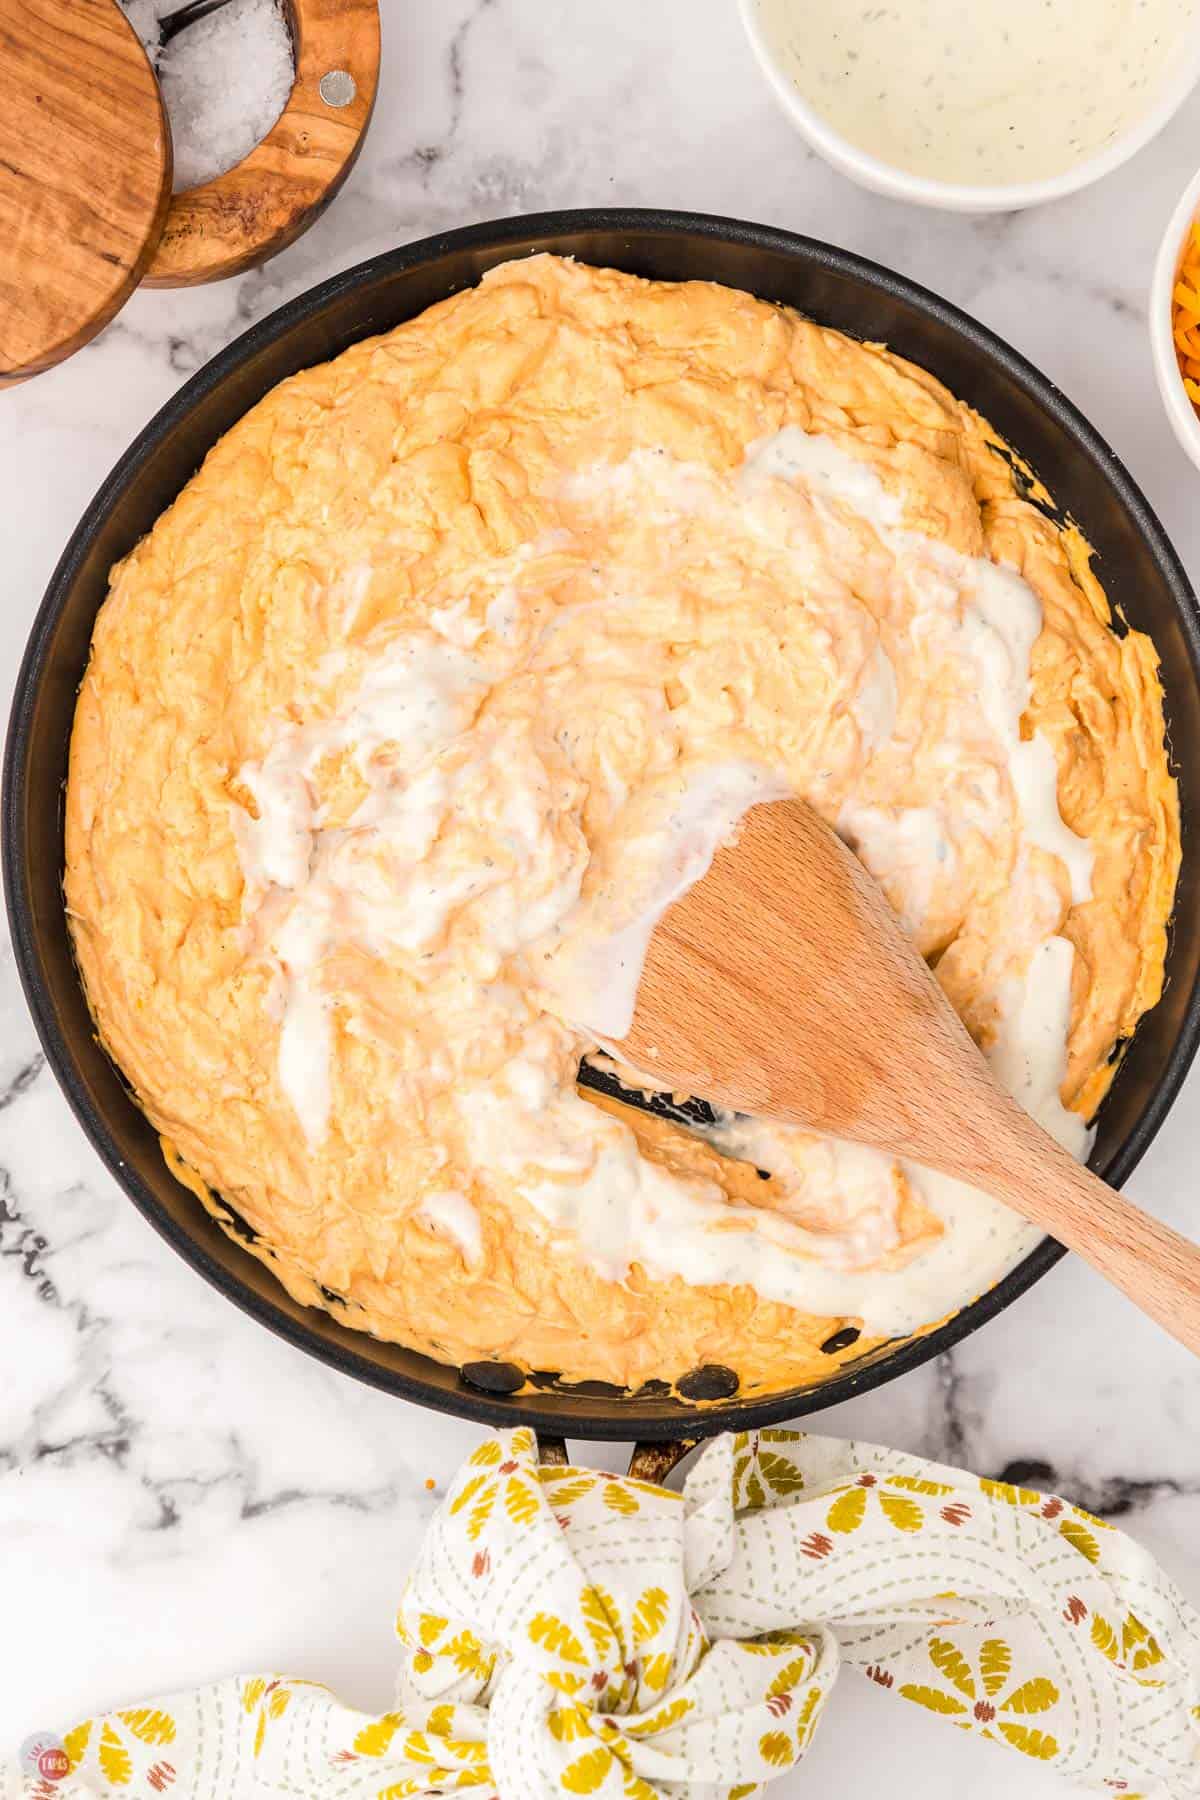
[{"xmin": 749, "ymin": 0, "xmax": 1199, "ymax": 195}]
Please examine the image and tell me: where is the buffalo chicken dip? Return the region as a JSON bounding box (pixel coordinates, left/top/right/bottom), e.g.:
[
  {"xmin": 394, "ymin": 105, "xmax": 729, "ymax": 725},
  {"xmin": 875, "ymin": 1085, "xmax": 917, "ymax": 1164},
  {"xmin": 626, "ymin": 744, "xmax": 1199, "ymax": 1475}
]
[{"xmin": 65, "ymin": 257, "xmax": 1179, "ymax": 1394}]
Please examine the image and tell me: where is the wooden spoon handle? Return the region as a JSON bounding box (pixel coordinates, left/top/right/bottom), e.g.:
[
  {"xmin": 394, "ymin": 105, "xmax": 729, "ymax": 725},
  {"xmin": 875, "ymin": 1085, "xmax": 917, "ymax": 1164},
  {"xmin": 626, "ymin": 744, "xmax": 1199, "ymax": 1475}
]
[{"xmin": 957, "ymin": 1113, "xmax": 1200, "ymax": 1357}]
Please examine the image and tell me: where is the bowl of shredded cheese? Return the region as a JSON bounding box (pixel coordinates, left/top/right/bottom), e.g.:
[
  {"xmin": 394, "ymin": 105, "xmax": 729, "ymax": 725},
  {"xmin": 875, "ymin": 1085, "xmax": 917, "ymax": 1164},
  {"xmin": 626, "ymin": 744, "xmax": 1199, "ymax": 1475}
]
[{"xmin": 1152, "ymin": 164, "xmax": 1200, "ymax": 472}]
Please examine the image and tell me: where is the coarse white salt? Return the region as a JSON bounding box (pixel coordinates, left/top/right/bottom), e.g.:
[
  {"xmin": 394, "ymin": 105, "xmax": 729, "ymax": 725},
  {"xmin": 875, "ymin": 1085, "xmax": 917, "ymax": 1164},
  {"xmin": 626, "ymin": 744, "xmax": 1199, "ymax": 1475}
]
[{"xmin": 120, "ymin": 0, "xmax": 294, "ymax": 193}]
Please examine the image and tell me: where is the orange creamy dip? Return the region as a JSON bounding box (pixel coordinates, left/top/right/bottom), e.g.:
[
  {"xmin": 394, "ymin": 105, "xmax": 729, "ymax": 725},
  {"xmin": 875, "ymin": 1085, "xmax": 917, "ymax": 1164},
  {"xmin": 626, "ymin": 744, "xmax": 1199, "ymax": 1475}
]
[{"xmin": 65, "ymin": 257, "xmax": 1178, "ymax": 1394}]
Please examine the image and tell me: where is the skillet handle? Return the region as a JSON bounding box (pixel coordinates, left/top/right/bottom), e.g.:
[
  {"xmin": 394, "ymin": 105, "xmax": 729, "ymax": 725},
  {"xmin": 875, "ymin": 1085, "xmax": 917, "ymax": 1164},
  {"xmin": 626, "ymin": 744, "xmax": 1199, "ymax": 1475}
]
[{"xmin": 538, "ymin": 1436, "xmax": 696, "ymax": 1482}]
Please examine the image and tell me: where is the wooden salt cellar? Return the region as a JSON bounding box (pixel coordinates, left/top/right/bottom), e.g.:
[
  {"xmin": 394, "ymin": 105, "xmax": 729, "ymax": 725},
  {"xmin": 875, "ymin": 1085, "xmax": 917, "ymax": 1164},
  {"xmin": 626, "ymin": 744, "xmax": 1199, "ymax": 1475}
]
[
  {"xmin": 0, "ymin": 0, "xmax": 380, "ymax": 380},
  {"xmin": 145, "ymin": 0, "xmax": 381, "ymax": 286}
]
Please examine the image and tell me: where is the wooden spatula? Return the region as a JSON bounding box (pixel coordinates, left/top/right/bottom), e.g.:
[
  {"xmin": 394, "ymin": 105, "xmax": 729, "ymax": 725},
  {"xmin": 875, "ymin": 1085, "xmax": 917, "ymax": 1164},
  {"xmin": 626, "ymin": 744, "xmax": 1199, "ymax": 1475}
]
[{"xmin": 618, "ymin": 798, "xmax": 1200, "ymax": 1356}]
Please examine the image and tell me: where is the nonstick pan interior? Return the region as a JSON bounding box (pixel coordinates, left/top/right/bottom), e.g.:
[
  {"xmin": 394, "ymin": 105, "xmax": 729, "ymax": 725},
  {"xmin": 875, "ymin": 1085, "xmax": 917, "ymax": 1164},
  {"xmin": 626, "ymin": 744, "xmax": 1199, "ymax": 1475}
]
[{"xmin": 6, "ymin": 209, "xmax": 1200, "ymax": 1441}]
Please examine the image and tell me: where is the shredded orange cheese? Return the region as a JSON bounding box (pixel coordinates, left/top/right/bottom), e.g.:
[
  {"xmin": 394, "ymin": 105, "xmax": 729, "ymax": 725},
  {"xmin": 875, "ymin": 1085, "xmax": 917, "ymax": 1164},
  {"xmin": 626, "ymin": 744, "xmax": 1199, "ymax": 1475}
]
[{"xmin": 1174, "ymin": 222, "xmax": 1200, "ymax": 409}]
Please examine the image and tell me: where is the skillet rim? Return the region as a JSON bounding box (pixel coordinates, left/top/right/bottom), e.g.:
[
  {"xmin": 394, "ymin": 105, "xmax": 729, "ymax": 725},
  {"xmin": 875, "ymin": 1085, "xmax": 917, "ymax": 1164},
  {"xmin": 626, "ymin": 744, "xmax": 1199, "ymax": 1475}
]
[{"xmin": 6, "ymin": 205, "xmax": 1200, "ymax": 1441}]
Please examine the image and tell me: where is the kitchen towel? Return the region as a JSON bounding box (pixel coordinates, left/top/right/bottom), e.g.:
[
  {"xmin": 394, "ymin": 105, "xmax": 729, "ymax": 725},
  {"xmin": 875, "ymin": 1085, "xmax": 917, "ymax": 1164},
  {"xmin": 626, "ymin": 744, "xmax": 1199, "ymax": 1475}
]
[{"xmin": 8, "ymin": 1426, "xmax": 1199, "ymax": 1799}]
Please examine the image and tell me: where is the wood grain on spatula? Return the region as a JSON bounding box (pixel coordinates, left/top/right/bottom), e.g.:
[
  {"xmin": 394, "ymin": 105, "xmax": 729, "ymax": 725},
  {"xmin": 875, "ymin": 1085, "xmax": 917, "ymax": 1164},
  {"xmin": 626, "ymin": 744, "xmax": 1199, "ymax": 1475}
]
[{"xmin": 619, "ymin": 798, "xmax": 1200, "ymax": 1356}]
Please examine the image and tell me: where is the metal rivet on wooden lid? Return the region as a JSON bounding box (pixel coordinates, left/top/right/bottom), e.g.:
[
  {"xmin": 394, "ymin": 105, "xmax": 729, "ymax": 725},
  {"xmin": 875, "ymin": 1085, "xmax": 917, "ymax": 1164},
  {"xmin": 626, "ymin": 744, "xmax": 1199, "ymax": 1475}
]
[{"xmin": 319, "ymin": 68, "xmax": 356, "ymax": 107}]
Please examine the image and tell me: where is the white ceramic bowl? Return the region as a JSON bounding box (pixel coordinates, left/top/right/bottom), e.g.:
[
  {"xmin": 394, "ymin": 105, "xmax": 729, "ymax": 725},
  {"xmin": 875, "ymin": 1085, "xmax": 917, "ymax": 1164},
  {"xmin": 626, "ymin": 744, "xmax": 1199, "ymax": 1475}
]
[
  {"xmin": 738, "ymin": 0, "xmax": 1200, "ymax": 213},
  {"xmin": 1151, "ymin": 165, "xmax": 1200, "ymax": 474}
]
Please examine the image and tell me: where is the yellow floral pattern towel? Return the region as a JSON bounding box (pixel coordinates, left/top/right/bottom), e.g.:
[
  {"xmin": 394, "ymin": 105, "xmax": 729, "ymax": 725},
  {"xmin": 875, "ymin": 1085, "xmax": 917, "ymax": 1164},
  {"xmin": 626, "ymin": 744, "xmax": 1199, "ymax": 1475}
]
[{"xmin": 7, "ymin": 1428, "xmax": 1200, "ymax": 1800}]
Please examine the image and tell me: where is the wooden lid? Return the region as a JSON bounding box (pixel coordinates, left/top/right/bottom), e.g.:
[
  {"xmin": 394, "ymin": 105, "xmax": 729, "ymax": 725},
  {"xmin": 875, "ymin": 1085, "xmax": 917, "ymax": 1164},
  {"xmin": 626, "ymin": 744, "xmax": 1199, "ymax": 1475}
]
[{"xmin": 0, "ymin": 0, "xmax": 171, "ymax": 383}]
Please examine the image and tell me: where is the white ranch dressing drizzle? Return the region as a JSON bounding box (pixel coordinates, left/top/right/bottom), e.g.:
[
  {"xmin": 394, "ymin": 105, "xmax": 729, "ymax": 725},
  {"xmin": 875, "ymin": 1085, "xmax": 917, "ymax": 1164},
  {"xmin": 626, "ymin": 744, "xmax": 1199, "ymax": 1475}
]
[
  {"xmin": 753, "ymin": 0, "xmax": 1193, "ymax": 187},
  {"xmin": 851, "ymin": 644, "xmax": 898, "ymax": 755},
  {"xmin": 233, "ymin": 426, "xmax": 1097, "ymax": 1332},
  {"xmin": 537, "ymin": 761, "xmax": 790, "ymax": 1042},
  {"xmin": 419, "ymin": 1189, "xmax": 484, "ymax": 1265},
  {"xmin": 235, "ymin": 638, "xmax": 495, "ymax": 1141},
  {"xmin": 751, "ymin": 426, "xmax": 1094, "ymax": 916},
  {"xmin": 958, "ymin": 562, "xmax": 1093, "ymax": 904}
]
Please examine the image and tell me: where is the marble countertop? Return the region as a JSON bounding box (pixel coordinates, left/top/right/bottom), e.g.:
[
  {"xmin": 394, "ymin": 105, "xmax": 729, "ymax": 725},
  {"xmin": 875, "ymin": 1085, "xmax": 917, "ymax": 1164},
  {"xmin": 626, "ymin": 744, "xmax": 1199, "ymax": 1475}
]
[{"xmin": 4, "ymin": 3, "xmax": 1200, "ymax": 1793}]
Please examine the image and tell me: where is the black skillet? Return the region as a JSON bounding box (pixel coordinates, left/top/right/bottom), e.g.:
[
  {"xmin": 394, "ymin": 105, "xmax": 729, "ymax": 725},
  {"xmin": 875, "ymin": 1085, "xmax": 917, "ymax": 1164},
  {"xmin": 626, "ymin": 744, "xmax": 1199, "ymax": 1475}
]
[{"xmin": 6, "ymin": 210, "xmax": 1200, "ymax": 1455}]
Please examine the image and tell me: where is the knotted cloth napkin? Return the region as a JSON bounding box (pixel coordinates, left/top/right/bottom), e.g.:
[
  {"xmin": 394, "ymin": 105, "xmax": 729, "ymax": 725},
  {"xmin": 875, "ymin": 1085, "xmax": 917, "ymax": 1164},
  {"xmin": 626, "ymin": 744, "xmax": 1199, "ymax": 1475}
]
[{"xmin": 9, "ymin": 1427, "xmax": 1200, "ymax": 1799}]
